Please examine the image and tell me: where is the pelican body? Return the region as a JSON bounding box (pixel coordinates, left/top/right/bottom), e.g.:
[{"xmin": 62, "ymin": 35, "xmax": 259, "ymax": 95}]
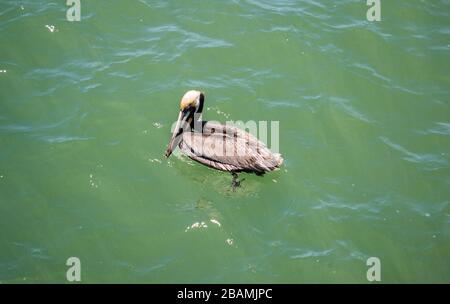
[{"xmin": 165, "ymin": 90, "xmax": 283, "ymax": 188}]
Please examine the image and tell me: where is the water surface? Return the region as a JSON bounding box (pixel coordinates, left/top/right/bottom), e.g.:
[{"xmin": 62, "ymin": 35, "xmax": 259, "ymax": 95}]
[{"xmin": 0, "ymin": 0, "xmax": 449, "ymax": 283}]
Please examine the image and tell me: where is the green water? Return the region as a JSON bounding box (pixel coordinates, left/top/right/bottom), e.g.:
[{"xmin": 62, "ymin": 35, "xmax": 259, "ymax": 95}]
[{"xmin": 0, "ymin": 0, "xmax": 449, "ymax": 283}]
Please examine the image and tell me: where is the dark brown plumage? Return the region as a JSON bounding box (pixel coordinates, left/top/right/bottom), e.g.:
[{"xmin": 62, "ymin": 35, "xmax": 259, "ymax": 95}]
[
  {"xmin": 165, "ymin": 90, "xmax": 283, "ymax": 188},
  {"xmin": 179, "ymin": 121, "xmax": 283, "ymax": 175}
]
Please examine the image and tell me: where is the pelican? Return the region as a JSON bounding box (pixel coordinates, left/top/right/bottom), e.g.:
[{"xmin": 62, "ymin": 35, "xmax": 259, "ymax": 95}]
[{"xmin": 165, "ymin": 90, "xmax": 283, "ymax": 190}]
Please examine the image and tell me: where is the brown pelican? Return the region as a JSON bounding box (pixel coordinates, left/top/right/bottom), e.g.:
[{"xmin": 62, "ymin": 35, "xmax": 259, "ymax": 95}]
[{"xmin": 165, "ymin": 90, "xmax": 283, "ymax": 190}]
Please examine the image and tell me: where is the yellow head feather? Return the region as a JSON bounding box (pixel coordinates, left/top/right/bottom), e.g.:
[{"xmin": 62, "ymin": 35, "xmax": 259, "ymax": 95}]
[{"xmin": 180, "ymin": 90, "xmax": 202, "ymax": 111}]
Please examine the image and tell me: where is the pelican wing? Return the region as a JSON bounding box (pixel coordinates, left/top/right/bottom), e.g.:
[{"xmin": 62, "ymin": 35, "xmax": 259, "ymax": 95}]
[{"xmin": 180, "ymin": 122, "xmax": 283, "ymax": 174}]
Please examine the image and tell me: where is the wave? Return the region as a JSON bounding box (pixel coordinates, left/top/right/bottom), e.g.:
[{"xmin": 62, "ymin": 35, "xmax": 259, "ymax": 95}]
[{"xmin": 380, "ymin": 136, "xmax": 449, "ymax": 169}]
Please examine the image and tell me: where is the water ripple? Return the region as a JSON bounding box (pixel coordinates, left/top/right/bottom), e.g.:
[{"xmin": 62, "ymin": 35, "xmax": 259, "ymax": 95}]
[
  {"xmin": 37, "ymin": 135, "xmax": 95, "ymax": 144},
  {"xmin": 418, "ymin": 122, "xmax": 450, "ymax": 136},
  {"xmin": 329, "ymin": 96, "xmax": 373, "ymax": 124},
  {"xmin": 380, "ymin": 136, "xmax": 449, "ymax": 169},
  {"xmin": 290, "ymin": 248, "xmax": 334, "ymax": 260}
]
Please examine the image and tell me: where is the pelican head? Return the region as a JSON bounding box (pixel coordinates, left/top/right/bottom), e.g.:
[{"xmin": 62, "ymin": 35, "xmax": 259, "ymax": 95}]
[{"xmin": 165, "ymin": 90, "xmax": 204, "ymax": 157}]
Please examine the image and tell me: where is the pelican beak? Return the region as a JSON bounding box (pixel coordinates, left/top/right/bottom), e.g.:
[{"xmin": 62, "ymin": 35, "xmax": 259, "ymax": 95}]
[{"xmin": 165, "ymin": 110, "xmax": 188, "ymax": 158}]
